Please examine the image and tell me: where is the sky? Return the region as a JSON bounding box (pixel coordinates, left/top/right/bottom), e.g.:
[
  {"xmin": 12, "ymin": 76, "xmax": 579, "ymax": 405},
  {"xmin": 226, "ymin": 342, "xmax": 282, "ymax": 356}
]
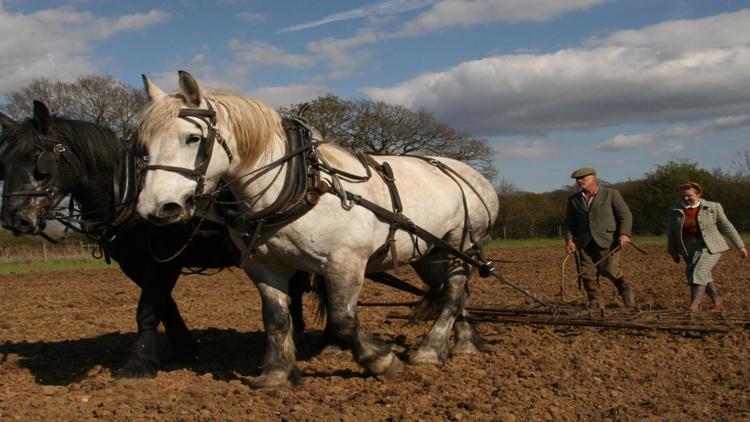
[{"xmin": 1, "ymin": 0, "xmax": 749, "ymax": 192}]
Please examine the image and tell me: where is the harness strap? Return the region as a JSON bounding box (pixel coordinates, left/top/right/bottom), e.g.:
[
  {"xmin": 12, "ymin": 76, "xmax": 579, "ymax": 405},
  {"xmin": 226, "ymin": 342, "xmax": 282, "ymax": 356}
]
[
  {"xmin": 344, "ymin": 191, "xmax": 494, "ymax": 276},
  {"xmin": 217, "ymin": 118, "xmax": 327, "ymax": 255},
  {"xmin": 358, "ymin": 155, "xmax": 405, "ymax": 274}
]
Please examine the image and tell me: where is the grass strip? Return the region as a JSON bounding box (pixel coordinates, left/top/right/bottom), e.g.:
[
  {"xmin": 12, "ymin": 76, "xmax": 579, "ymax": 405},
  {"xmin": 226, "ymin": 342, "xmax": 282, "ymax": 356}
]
[{"xmin": 0, "ymin": 259, "xmax": 113, "ymax": 274}]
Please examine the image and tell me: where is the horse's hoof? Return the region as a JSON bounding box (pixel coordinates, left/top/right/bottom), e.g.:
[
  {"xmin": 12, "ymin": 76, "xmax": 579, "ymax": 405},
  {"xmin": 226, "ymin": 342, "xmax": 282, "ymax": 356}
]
[
  {"xmin": 250, "ymin": 369, "xmax": 300, "ymax": 389},
  {"xmin": 377, "ymin": 354, "xmax": 401, "ymax": 380},
  {"xmin": 368, "ymin": 353, "xmax": 401, "ymax": 380},
  {"xmin": 450, "ymin": 342, "xmax": 484, "ymax": 357},
  {"xmin": 319, "ymin": 343, "xmax": 343, "ymax": 355},
  {"xmin": 409, "ymin": 346, "xmax": 449, "ymax": 366},
  {"xmin": 114, "ymin": 358, "xmax": 158, "ymax": 379},
  {"xmin": 409, "ymin": 349, "xmax": 442, "ymax": 366}
]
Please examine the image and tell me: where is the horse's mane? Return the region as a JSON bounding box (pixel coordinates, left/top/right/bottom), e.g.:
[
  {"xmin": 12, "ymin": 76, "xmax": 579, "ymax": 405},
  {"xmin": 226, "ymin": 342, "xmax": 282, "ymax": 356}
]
[
  {"xmin": 2, "ymin": 116, "xmax": 121, "ymax": 178},
  {"xmin": 139, "ymin": 90, "xmax": 285, "ymax": 171}
]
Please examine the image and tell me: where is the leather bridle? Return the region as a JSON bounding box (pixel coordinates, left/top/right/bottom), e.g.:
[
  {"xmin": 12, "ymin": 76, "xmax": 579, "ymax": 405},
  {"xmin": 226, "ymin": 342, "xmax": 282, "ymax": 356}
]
[
  {"xmin": 144, "ymin": 101, "xmax": 233, "ymax": 198},
  {"xmin": 1, "ymin": 142, "xmax": 75, "ymax": 217}
]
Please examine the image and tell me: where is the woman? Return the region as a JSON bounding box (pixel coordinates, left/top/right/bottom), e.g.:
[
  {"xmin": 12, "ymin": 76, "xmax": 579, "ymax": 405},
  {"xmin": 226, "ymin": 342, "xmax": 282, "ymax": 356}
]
[{"xmin": 667, "ymin": 182, "xmax": 747, "ymax": 312}]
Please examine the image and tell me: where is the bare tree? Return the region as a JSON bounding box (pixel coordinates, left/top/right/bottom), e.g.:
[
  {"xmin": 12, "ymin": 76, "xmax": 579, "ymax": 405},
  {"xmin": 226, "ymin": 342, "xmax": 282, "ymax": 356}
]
[
  {"xmin": 2, "ymin": 74, "xmax": 146, "ymax": 139},
  {"xmin": 735, "ymin": 150, "xmax": 750, "ymax": 181},
  {"xmin": 281, "ymin": 95, "xmax": 497, "ymax": 179}
]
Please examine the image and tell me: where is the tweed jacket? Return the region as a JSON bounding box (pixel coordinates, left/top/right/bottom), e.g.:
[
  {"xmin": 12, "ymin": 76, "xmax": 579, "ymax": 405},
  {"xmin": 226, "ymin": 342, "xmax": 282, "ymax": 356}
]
[
  {"xmin": 667, "ymin": 200, "xmax": 745, "ymax": 256},
  {"xmin": 565, "ymin": 186, "xmax": 633, "ymax": 248}
]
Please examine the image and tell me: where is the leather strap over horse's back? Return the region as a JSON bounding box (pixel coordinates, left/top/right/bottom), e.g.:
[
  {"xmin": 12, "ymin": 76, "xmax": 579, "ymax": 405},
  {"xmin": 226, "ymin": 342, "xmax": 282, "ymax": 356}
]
[{"xmin": 221, "ymin": 117, "xmax": 328, "ymax": 251}]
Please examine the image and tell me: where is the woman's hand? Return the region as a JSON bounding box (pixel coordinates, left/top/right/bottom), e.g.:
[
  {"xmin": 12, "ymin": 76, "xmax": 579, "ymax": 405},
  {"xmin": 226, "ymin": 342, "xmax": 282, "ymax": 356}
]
[{"xmin": 740, "ymin": 247, "xmax": 748, "ymax": 259}]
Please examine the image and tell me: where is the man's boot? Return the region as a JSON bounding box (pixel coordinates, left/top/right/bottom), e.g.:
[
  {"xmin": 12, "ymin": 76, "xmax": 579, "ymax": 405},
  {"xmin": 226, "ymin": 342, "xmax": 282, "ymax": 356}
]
[
  {"xmin": 615, "ymin": 277, "xmax": 636, "ymax": 308},
  {"xmin": 582, "ymin": 278, "xmax": 604, "ymax": 309}
]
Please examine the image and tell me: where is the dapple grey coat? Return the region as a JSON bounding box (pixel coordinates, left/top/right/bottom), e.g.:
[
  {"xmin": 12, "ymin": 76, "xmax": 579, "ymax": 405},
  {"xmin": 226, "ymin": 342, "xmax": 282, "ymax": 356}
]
[
  {"xmin": 565, "ymin": 187, "xmax": 633, "ymax": 248},
  {"xmin": 668, "ymin": 200, "xmax": 745, "ymax": 257}
]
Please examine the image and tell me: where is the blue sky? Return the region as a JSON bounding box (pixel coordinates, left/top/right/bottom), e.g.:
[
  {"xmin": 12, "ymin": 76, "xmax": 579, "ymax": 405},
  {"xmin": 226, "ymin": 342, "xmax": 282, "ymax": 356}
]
[{"xmin": 1, "ymin": 0, "xmax": 749, "ymax": 192}]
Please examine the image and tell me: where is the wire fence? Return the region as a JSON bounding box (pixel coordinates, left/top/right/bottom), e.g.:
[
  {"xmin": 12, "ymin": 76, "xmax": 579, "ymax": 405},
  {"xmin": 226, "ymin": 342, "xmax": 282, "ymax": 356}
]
[{"xmin": 0, "ymin": 240, "xmax": 97, "ymax": 264}]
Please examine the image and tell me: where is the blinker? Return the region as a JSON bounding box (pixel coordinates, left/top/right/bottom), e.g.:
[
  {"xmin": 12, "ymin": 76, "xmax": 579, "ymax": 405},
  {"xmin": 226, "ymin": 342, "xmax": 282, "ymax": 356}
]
[{"xmin": 36, "ymin": 151, "xmax": 58, "ymax": 175}]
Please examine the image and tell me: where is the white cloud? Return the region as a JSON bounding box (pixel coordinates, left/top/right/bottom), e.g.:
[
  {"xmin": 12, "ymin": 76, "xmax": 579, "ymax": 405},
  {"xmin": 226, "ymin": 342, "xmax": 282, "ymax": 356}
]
[
  {"xmin": 653, "ymin": 141, "xmax": 685, "ymax": 154},
  {"xmin": 392, "ymin": 0, "xmax": 607, "ymax": 37},
  {"xmin": 157, "ymin": 70, "xmax": 252, "ymax": 96},
  {"xmin": 235, "ymin": 11, "xmax": 265, "ymax": 22},
  {"xmin": 228, "ymin": 40, "xmax": 314, "ymax": 68},
  {"xmin": 0, "ymin": 7, "xmax": 169, "ymax": 96},
  {"xmin": 586, "ymin": 8, "xmax": 750, "ymax": 53},
  {"xmin": 249, "ymin": 84, "xmax": 328, "ymax": 108},
  {"xmin": 596, "ymin": 114, "xmax": 750, "ymax": 151},
  {"xmin": 596, "ymin": 133, "xmax": 656, "ymax": 151},
  {"xmin": 362, "ymin": 9, "xmax": 750, "ymax": 136},
  {"xmin": 307, "ymin": 31, "xmax": 379, "ymax": 80},
  {"xmin": 495, "ymin": 138, "xmax": 558, "ymax": 159},
  {"xmin": 280, "ymin": 0, "xmax": 436, "ymax": 33}
]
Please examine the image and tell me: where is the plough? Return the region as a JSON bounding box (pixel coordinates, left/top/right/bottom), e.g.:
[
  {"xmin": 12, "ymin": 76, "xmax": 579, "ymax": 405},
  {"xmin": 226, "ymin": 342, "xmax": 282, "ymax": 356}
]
[
  {"xmin": 361, "ymin": 301, "xmax": 750, "ymax": 333},
  {"xmin": 360, "ymin": 246, "xmax": 750, "ymax": 333}
]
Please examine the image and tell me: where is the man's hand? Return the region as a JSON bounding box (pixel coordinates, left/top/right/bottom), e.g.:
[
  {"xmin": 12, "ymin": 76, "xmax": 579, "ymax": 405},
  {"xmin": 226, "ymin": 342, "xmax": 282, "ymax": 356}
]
[
  {"xmin": 618, "ymin": 234, "xmax": 631, "ymax": 248},
  {"xmin": 566, "ymin": 239, "xmax": 577, "ymax": 253},
  {"xmin": 672, "ymin": 255, "xmax": 680, "ymax": 263},
  {"xmin": 740, "ymin": 247, "xmax": 748, "ymax": 259}
]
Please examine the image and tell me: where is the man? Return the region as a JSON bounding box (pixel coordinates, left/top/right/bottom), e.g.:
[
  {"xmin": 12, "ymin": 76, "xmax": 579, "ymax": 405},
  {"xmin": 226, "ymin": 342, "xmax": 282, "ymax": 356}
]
[{"xmin": 565, "ymin": 167, "xmax": 636, "ymax": 309}]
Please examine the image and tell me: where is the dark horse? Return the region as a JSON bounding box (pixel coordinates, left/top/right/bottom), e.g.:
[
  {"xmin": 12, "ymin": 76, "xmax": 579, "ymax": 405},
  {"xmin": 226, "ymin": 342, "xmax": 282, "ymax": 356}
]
[{"xmin": 0, "ymin": 101, "xmax": 312, "ymax": 378}]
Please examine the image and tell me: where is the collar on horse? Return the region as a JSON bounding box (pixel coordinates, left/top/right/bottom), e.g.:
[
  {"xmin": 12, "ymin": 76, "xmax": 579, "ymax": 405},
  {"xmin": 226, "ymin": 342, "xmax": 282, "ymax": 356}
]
[{"xmin": 217, "ymin": 117, "xmax": 330, "ymax": 246}]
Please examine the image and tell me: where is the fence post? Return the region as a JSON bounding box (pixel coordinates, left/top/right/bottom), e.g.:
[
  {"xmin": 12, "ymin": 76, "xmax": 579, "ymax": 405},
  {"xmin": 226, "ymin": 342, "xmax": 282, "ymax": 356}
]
[
  {"xmin": 42, "ymin": 240, "xmax": 48, "ymax": 261},
  {"xmin": 503, "ymin": 226, "xmax": 507, "ymax": 240},
  {"xmin": 558, "ymin": 225, "xmax": 562, "ymax": 240}
]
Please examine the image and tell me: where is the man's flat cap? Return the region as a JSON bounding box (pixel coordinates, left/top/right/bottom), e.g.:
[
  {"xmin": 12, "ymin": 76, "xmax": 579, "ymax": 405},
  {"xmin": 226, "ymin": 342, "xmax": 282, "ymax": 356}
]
[{"xmin": 570, "ymin": 167, "xmax": 596, "ymax": 178}]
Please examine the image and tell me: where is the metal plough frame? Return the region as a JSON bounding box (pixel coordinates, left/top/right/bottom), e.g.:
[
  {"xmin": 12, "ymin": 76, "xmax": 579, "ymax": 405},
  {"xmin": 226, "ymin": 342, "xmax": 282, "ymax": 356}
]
[{"xmin": 360, "ymin": 250, "xmax": 750, "ymax": 333}]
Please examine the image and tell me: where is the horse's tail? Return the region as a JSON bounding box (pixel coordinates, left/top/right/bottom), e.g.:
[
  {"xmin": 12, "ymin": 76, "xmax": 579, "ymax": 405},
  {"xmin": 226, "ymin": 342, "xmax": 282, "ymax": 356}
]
[
  {"xmin": 289, "ymin": 272, "xmax": 327, "ymax": 333},
  {"xmin": 310, "ymin": 274, "xmax": 328, "ymax": 324}
]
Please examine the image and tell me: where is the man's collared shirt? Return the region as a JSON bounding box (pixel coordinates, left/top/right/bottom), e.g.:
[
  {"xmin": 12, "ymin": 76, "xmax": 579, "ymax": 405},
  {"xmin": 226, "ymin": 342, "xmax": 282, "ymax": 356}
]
[
  {"xmin": 581, "ymin": 184, "xmax": 599, "ymax": 208},
  {"xmin": 681, "ymin": 200, "xmax": 702, "ymax": 209}
]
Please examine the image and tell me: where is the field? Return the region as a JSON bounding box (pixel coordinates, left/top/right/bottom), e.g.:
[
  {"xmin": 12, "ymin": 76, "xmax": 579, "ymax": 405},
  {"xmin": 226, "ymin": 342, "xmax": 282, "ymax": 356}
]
[{"xmin": 1, "ymin": 244, "xmax": 749, "ymax": 420}]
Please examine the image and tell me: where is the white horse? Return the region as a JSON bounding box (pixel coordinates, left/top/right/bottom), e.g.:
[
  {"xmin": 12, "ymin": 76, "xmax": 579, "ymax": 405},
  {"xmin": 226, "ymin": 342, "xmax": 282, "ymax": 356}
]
[{"xmin": 136, "ymin": 71, "xmax": 500, "ymax": 388}]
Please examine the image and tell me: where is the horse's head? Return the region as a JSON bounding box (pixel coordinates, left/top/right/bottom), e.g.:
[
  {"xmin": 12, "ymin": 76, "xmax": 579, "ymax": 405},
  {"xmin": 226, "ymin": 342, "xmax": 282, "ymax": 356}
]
[
  {"xmin": 137, "ymin": 70, "xmax": 281, "ymax": 225},
  {"xmin": 0, "ymin": 101, "xmax": 80, "ymax": 235}
]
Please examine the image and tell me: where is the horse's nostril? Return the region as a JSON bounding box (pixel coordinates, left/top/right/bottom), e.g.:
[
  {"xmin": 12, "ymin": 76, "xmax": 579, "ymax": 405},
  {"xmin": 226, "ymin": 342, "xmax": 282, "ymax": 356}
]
[
  {"xmin": 13, "ymin": 216, "xmax": 35, "ymax": 234},
  {"xmin": 157, "ymin": 202, "xmax": 184, "ymax": 219}
]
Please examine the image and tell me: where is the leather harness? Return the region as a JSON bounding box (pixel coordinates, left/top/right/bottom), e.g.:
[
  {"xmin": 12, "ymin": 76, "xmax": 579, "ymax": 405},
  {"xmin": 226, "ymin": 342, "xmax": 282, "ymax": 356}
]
[
  {"xmin": 151, "ymin": 101, "xmax": 495, "ymax": 276},
  {"xmin": 1, "ymin": 135, "xmax": 142, "ymax": 255}
]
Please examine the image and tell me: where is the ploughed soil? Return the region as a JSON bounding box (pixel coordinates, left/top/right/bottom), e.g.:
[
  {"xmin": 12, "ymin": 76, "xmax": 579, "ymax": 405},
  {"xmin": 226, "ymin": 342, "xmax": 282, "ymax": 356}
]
[{"xmin": 1, "ymin": 244, "xmax": 749, "ymax": 421}]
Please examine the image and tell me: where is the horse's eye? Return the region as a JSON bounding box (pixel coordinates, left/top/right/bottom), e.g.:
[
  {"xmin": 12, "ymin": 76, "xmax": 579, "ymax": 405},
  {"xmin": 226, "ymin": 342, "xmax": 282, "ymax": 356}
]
[{"xmin": 186, "ymin": 134, "xmax": 202, "ymax": 145}]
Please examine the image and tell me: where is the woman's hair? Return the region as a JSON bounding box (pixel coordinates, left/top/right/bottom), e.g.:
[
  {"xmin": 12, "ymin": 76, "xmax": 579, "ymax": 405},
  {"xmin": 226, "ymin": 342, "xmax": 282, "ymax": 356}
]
[{"xmin": 678, "ymin": 181, "xmax": 703, "ymax": 194}]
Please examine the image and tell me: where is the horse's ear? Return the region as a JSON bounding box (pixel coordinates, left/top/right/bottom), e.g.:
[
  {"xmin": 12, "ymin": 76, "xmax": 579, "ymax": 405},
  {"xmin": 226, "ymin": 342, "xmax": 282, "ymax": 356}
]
[
  {"xmin": 0, "ymin": 111, "xmax": 16, "ymax": 130},
  {"xmin": 178, "ymin": 70, "xmax": 202, "ymax": 107},
  {"xmin": 33, "ymin": 100, "xmax": 52, "ymax": 133},
  {"xmin": 142, "ymin": 74, "xmax": 166, "ymax": 102}
]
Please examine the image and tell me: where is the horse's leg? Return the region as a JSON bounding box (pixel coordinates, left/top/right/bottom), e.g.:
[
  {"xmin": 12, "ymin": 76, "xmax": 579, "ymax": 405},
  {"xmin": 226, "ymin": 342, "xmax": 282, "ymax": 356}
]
[
  {"xmin": 324, "ymin": 256, "xmax": 401, "ymax": 378},
  {"xmin": 288, "ymin": 271, "xmax": 310, "ymax": 334},
  {"xmin": 245, "ymin": 263, "xmax": 301, "ymax": 389},
  {"xmin": 451, "ymin": 305, "xmax": 485, "ymax": 356},
  {"xmin": 409, "ymin": 255, "xmax": 474, "ymax": 365},
  {"xmin": 114, "ymin": 261, "xmax": 185, "ymax": 378},
  {"xmin": 156, "ymin": 270, "xmax": 198, "ymax": 364}
]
